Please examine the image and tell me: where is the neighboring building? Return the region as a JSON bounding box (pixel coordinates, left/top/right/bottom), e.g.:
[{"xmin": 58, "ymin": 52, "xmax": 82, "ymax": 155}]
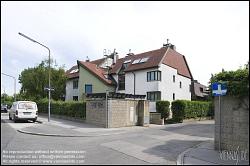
[
  {"xmin": 65, "ymin": 43, "xmax": 195, "ymax": 112},
  {"xmin": 65, "ymin": 57, "xmax": 115, "ymax": 101},
  {"xmin": 191, "ymin": 80, "xmax": 209, "ymax": 101},
  {"xmin": 65, "ymin": 65, "xmax": 79, "ymax": 101},
  {"xmin": 77, "ymin": 59, "xmax": 115, "ymax": 100}
]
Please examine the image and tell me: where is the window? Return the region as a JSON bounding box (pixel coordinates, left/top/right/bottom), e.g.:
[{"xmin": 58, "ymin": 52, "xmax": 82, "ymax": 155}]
[
  {"xmin": 123, "ymin": 63, "xmax": 129, "ymax": 69},
  {"xmin": 147, "ymin": 91, "xmax": 161, "ymax": 101},
  {"xmin": 118, "ymin": 74, "xmax": 125, "ymax": 90},
  {"xmin": 147, "ymin": 71, "xmax": 161, "ymax": 81},
  {"xmin": 140, "ymin": 57, "xmax": 149, "ymax": 63},
  {"xmin": 179, "ymin": 81, "xmax": 182, "ymax": 88},
  {"xmin": 132, "ymin": 57, "xmax": 149, "ymax": 64},
  {"xmin": 85, "ymin": 84, "xmax": 92, "ymax": 94},
  {"xmin": 173, "ymin": 93, "xmax": 175, "ymax": 100},
  {"xmin": 132, "ymin": 59, "xmax": 141, "ymax": 64},
  {"xmin": 173, "ymin": 75, "xmax": 175, "ymax": 82},
  {"xmin": 200, "ymin": 87, "xmax": 203, "ymax": 92},
  {"xmin": 70, "ymin": 69, "xmax": 79, "ymax": 74},
  {"xmin": 189, "ymin": 84, "xmax": 192, "ymax": 92},
  {"xmin": 123, "ymin": 59, "xmax": 131, "ymax": 64},
  {"xmin": 73, "ymin": 80, "xmax": 78, "ymax": 89},
  {"xmin": 73, "ymin": 96, "xmax": 78, "ymax": 101}
]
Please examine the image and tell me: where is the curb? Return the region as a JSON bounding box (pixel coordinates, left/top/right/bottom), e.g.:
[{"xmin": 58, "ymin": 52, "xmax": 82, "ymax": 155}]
[
  {"xmin": 176, "ymin": 141, "xmax": 208, "ymax": 165},
  {"xmin": 35, "ymin": 120, "xmax": 43, "ymax": 124},
  {"xmin": 17, "ymin": 129, "xmax": 127, "ymax": 137}
]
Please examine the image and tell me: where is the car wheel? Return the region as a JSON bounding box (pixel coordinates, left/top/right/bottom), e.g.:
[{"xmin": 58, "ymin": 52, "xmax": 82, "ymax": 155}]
[
  {"xmin": 33, "ymin": 118, "xmax": 37, "ymax": 123},
  {"xmin": 13, "ymin": 116, "xmax": 17, "ymax": 123},
  {"xmin": 9, "ymin": 113, "xmax": 12, "ymax": 120}
]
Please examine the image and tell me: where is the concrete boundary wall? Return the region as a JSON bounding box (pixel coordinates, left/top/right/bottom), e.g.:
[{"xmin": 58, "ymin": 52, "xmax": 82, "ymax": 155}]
[
  {"xmin": 86, "ymin": 99, "xmax": 149, "ymax": 128},
  {"xmin": 214, "ymin": 96, "xmax": 249, "ymax": 153}
]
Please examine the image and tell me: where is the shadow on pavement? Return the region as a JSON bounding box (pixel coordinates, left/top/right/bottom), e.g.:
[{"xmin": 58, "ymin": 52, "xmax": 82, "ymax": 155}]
[
  {"xmin": 143, "ymin": 139, "xmax": 203, "ymax": 163},
  {"xmin": 160, "ymin": 123, "xmax": 214, "ymax": 138}
]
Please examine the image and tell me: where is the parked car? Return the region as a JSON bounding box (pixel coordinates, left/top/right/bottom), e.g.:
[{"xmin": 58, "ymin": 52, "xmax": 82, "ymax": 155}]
[
  {"xmin": 9, "ymin": 101, "xmax": 38, "ymax": 123},
  {"xmin": 1, "ymin": 104, "xmax": 8, "ymax": 113}
]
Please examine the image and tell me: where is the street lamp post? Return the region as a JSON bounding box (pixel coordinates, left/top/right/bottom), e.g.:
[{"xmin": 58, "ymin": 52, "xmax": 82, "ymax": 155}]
[
  {"xmin": 1, "ymin": 73, "xmax": 16, "ymax": 102},
  {"xmin": 18, "ymin": 32, "xmax": 51, "ymax": 122}
]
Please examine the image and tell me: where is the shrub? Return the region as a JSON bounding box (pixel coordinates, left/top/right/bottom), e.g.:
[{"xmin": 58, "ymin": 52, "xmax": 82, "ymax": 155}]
[
  {"xmin": 171, "ymin": 100, "xmax": 186, "ymax": 122},
  {"xmin": 171, "ymin": 100, "xmax": 212, "ymax": 123},
  {"xmin": 36, "ymin": 99, "xmax": 86, "ymax": 119},
  {"xmin": 156, "ymin": 100, "xmax": 170, "ymax": 120}
]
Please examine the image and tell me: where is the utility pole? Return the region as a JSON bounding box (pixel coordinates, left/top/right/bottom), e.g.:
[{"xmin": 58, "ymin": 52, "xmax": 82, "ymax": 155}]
[{"xmin": 18, "ymin": 32, "xmax": 51, "ymax": 122}]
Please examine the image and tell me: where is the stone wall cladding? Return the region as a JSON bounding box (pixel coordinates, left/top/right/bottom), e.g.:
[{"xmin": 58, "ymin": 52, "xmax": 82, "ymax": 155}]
[
  {"xmin": 150, "ymin": 112, "xmax": 162, "ymax": 125},
  {"xmin": 86, "ymin": 99, "xmax": 107, "ymax": 127},
  {"xmin": 214, "ymin": 96, "xmax": 249, "ymax": 153},
  {"xmin": 109, "ymin": 99, "xmax": 132, "ymax": 128}
]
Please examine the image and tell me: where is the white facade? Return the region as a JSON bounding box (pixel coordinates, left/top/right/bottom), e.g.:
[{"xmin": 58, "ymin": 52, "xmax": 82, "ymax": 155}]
[
  {"xmin": 65, "ymin": 78, "xmax": 79, "ymax": 101},
  {"xmin": 113, "ymin": 64, "xmax": 191, "ymax": 112},
  {"xmin": 159, "ymin": 64, "xmax": 191, "ymax": 103}
]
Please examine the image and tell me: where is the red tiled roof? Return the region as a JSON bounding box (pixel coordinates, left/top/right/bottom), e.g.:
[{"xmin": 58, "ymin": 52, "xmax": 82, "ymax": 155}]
[
  {"xmin": 91, "ymin": 58, "xmax": 105, "ymax": 66},
  {"xmin": 77, "ymin": 61, "xmax": 113, "ymax": 85},
  {"xmin": 110, "ymin": 48, "xmax": 167, "ymax": 74},
  {"xmin": 162, "ymin": 48, "xmax": 193, "ymax": 79},
  {"xmin": 65, "ymin": 65, "xmax": 79, "ymax": 79},
  {"xmin": 66, "ymin": 58, "xmax": 106, "ymax": 79},
  {"xmin": 110, "ymin": 47, "xmax": 193, "ymax": 79}
]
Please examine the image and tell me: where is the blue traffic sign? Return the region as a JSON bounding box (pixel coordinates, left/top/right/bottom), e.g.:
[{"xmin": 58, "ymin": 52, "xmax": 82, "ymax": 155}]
[{"xmin": 212, "ymin": 83, "xmax": 227, "ymax": 96}]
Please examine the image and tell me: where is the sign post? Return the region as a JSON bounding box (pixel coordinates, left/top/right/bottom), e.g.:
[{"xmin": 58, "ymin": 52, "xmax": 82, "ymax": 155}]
[{"xmin": 212, "ymin": 82, "xmax": 227, "ymax": 151}]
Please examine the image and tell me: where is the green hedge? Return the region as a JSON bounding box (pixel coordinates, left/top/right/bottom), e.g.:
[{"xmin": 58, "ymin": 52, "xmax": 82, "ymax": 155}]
[
  {"xmin": 171, "ymin": 100, "xmax": 213, "ymax": 123},
  {"xmin": 156, "ymin": 100, "xmax": 170, "ymax": 119},
  {"xmin": 37, "ymin": 99, "xmax": 86, "ymax": 119}
]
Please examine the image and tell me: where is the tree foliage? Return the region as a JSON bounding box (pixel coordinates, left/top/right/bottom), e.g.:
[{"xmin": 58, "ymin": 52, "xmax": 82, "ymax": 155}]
[
  {"xmin": 209, "ymin": 62, "xmax": 249, "ymax": 98},
  {"xmin": 18, "ymin": 59, "xmax": 67, "ymax": 101}
]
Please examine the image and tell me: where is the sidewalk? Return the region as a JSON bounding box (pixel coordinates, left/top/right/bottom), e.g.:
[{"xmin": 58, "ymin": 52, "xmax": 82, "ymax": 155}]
[
  {"xmin": 177, "ymin": 140, "xmax": 249, "ymax": 165},
  {"xmin": 18, "ymin": 115, "xmax": 148, "ymax": 137}
]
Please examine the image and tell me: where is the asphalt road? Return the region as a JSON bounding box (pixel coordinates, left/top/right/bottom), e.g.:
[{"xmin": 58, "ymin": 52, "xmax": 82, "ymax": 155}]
[{"xmin": 1, "ymin": 113, "xmax": 214, "ymax": 165}]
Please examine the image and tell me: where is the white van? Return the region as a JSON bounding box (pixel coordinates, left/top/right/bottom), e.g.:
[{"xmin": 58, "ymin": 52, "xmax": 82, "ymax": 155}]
[{"xmin": 9, "ymin": 101, "xmax": 38, "ymax": 123}]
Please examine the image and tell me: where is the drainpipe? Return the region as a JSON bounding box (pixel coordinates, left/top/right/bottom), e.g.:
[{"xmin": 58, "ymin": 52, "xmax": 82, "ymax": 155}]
[
  {"xmin": 132, "ymin": 72, "xmax": 137, "ymax": 125},
  {"xmin": 106, "ymin": 90, "xmax": 109, "ymax": 128},
  {"xmin": 132, "ymin": 72, "xmax": 135, "ymax": 99}
]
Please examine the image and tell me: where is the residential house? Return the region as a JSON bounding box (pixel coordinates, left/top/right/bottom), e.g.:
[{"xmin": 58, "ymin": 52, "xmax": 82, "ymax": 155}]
[
  {"xmin": 65, "ymin": 44, "xmax": 194, "ymax": 112},
  {"xmin": 190, "ymin": 80, "xmax": 209, "ymax": 100},
  {"xmin": 65, "ymin": 65, "xmax": 79, "ymax": 101},
  {"xmin": 110, "ymin": 44, "xmax": 193, "ymax": 112},
  {"xmin": 65, "ymin": 57, "xmax": 115, "ymax": 101}
]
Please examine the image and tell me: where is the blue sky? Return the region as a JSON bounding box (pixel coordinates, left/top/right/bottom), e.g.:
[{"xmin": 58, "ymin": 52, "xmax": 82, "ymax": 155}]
[{"xmin": 1, "ymin": 1, "xmax": 249, "ymax": 96}]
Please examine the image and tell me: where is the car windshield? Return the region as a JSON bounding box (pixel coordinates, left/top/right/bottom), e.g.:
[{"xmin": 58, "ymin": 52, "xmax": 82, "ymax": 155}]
[{"xmin": 18, "ymin": 102, "xmax": 37, "ymax": 109}]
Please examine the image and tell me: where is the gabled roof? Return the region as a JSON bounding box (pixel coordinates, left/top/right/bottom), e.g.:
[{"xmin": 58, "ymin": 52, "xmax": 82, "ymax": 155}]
[
  {"xmin": 110, "ymin": 47, "xmax": 193, "ymax": 79},
  {"xmin": 91, "ymin": 58, "xmax": 106, "ymax": 66},
  {"xmin": 77, "ymin": 60, "xmax": 113, "ymax": 85},
  {"xmin": 66, "ymin": 58, "xmax": 106, "ymax": 79},
  {"xmin": 110, "ymin": 48, "xmax": 167, "ymax": 74},
  {"xmin": 162, "ymin": 48, "xmax": 193, "ymax": 79},
  {"xmin": 65, "ymin": 65, "xmax": 79, "ymax": 79}
]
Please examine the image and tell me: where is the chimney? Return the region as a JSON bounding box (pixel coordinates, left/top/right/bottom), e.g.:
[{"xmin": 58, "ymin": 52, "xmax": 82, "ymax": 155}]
[
  {"xmin": 163, "ymin": 39, "xmax": 176, "ymax": 50},
  {"xmin": 170, "ymin": 44, "xmax": 176, "ymax": 50},
  {"xmin": 112, "ymin": 49, "xmax": 119, "ymax": 65},
  {"xmin": 85, "ymin": 56, "xmax": 90, "ymax": 62},
  {"xmin": 126, "ymin": 49, "xmax": 134, "ymax": 56}
]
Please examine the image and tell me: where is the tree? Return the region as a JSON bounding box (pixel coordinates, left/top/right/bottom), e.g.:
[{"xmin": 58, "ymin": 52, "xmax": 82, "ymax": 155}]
[
  {"xmin": 209, "ymin": 62, "xmax": 249, "ymax": 98},
  {"xmin": 18, "ymin": 58, "xmax": 67, "ymax": 101},
  {"xmin": 1, "ymin": 93, "xmax": 14, "ymax": 108}
]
